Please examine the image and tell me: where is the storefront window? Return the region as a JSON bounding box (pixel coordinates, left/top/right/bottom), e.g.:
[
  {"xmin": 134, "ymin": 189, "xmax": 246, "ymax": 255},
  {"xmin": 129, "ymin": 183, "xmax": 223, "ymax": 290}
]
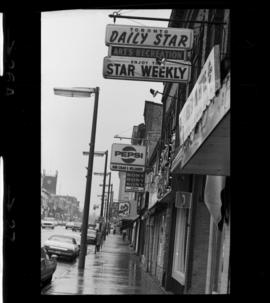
[{"xmin": 172, "ymin": 208, "xmax": 188, "ymax": 285}]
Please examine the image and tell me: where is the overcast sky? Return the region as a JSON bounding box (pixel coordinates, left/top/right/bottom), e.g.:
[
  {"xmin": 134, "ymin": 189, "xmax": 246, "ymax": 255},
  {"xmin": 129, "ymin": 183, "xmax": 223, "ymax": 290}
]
[{"xmin": 41, "ymin": 9, "xmax": 172, "ymax": 215}]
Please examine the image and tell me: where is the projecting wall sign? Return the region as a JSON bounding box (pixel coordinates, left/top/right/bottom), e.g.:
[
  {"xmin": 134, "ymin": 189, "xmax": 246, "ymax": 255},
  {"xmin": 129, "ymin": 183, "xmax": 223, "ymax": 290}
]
[
  {"xmin": 110, "ymin": 143, "xmax": 146, "ymax": 172},
  {"xmin": 119, "ymin": 202, "xmax": 130, "ymax": 217},
  {"xmin": 125, "ymin": 172, "xmax": 145, "ymax": 192},
  {"xmin": 105, "ymin": 24, "xmax": 194, "ymax": 50},
  {"xmin": 103, "ymin": 56, "xmax": 191, "ymax": 83}
]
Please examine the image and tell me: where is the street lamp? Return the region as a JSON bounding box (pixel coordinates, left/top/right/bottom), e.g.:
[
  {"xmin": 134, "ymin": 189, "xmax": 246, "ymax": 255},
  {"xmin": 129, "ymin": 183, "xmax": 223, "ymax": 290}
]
[
  {"xmin": 54, "ymin": 86, "xmax": 100, "ymax": 270},
  {"xmin": 149, "ymin": 88, "xmax": 177, "ymax": 100}
]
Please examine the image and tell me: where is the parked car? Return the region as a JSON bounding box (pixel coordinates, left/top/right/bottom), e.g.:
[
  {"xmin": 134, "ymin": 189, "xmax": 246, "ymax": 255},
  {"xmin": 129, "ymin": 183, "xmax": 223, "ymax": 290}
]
[
  {"xmin": 88, "ymin": 223, "xmax": 97, "ymax": 229},
  {"xmin": 87, "ymin": 227, "xmax": 97, "ymax": 245},
  {"xmin": 42, "ymin": 217, "xmax": 57, "ymax": 229},
  {"xmin": 72, "ymin": 222, "xmax": 82, "ymax": 232},
  {"xmin": 41, "ymin": 246, "xmax": 57, "ymax": 286},
  {"xmin": 66, "ymin": 233, "xmax": 81, "ymax": 250},
  {"xmin": 44, "ymin": 234, "xmax": 80, "ymax": 261},
  {"xmin": 57, "ymin": 220, "xmax": 66, "ymax": 226},
  {"xmin": 65, "ymin": 221, "xmax": 74, "ymax": 230}
]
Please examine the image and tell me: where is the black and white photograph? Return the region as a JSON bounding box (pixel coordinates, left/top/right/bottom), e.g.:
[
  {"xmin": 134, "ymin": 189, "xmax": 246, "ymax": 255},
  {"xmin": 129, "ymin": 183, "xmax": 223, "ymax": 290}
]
[{"xmin": 1, "ymin": 6, "xmax": 237, "ymax": 298}]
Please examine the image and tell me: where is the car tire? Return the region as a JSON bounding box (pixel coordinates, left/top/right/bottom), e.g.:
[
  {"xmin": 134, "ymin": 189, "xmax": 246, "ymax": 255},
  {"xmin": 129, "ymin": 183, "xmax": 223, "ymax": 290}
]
[{"xmin": 69, "ymin": 255, "xmax": 75, "ymax": 262}]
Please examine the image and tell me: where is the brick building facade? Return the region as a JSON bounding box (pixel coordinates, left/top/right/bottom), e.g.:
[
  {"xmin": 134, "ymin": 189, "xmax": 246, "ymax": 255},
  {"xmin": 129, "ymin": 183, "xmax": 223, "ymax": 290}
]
[{"xmin": 128, "ymin": 9, "xmax": 230, "ymax": 294}]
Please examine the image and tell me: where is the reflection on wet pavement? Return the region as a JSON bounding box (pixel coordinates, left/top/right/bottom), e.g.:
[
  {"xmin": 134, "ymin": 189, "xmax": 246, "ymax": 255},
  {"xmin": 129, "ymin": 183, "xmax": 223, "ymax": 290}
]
[{"xmin": 42, "ymin": 233, "xmax": 166, "ymax": 295}]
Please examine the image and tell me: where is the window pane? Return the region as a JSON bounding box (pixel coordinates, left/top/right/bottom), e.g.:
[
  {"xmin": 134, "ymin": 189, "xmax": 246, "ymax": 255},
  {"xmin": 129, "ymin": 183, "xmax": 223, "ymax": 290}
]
[{"xmin": 172, "ymin": 208, "xmax": 188, "ymax": 284}]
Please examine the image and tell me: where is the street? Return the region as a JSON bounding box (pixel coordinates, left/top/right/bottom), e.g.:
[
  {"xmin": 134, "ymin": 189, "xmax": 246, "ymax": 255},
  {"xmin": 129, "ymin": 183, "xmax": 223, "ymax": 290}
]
[{"xmin": 41, "ymin": 226, "xmax": 167, "ymax": 295}]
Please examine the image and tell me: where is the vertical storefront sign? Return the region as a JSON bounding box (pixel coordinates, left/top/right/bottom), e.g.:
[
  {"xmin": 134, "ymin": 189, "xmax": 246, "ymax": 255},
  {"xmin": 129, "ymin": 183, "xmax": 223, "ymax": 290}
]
[{"xmin": 179, "ymin": 45, "xmax": 221, "ymax": 145}]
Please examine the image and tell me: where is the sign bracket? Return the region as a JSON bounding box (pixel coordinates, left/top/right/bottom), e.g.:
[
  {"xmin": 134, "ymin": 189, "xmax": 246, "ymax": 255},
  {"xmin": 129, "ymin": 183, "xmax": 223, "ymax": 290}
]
[{"xmin": 109, "ymin": 13, "xmax": 227, "ymax": 26}]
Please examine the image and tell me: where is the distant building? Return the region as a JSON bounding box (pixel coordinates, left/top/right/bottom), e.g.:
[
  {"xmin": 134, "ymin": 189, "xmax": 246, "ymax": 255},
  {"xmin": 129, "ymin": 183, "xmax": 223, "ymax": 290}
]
[{"xmin": 41, "ymin": 170, "xmax": 58, "ymax": 194}]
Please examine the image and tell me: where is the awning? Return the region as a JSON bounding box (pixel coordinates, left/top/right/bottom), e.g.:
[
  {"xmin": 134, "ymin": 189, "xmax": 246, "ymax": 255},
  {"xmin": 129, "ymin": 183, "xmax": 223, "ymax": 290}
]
[{"xmin": 171, "ymin": 72, "xmax": 230, "ymax": 176}]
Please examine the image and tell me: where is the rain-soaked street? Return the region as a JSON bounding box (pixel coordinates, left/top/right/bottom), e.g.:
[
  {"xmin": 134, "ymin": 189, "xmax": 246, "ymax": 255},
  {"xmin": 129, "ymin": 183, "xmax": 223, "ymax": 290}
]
[{"xmin": 41, "ymin": 227, "xmax": 168, "ymax": 295}]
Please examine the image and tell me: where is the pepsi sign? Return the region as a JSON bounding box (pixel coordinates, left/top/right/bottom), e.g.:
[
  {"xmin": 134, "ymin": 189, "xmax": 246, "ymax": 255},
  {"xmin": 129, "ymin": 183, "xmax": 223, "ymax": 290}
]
[{"xmin": 110, "ymin": 143, "xmax": 146, "ymax": 172}]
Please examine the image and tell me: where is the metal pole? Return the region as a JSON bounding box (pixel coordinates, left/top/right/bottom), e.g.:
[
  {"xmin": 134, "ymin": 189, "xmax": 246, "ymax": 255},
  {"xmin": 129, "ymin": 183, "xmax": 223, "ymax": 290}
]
[
  {"xmin": 100, "ymin": 151, "xmax": 108, "ymax": 219},
  {"xmin": 105, "ymin": 173, "xmax": 112, "ymax": 237},
  {"xmin": 108, "ymin": 14, "xmax": 226, "ymax": 25},
  {"xmin": 106, "ymin": 174, "xmax": 111, "ymax": 222},
  {"xmin": 78, "ymin": 87, "xmax": 99, "ymax": 269}
]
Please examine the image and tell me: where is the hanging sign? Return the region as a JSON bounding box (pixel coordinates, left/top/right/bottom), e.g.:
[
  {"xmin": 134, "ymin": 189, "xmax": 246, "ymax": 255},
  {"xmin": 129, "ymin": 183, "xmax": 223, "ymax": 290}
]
[
  {"xmin": 125, "ymin": 172, "xmax": 145, "ymax": 192},
  {"xmin": 110, "ymin": 143, "xmax": 146, "ymax": 172},
  {"xmin": 103, "ymin": 56, "xmax": 191, "ymax": 83},
  {"xmin": 119, "ymin": 202, "xmax": 130, "ymax": 217},
  {"xmin": 105, "ymin": 24, "xmax": 194, "ymax": 50},
  {"xmin": 179, "ymin": 45, "xmax": 221, "ymax": 145}
]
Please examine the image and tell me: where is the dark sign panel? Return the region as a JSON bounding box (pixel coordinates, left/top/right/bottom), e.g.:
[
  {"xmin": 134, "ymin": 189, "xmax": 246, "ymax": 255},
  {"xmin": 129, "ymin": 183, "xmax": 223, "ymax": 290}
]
[
  {"xmin": 125, "ymin": 172, "xmax": 145, "ymax": 192},
  {"xmin": 109, "ymin": 45, "xmax": 185, "ymax": 60}
]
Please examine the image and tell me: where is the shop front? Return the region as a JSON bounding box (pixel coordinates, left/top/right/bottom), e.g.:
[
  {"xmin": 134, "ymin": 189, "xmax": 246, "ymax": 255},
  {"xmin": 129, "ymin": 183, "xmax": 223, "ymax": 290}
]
[{"xmin": 170, "ymin": 45, "xmax": 230, "ymax": 294}]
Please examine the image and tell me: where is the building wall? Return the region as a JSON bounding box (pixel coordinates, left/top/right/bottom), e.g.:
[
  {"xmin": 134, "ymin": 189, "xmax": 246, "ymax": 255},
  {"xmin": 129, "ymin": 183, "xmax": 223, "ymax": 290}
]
[
  {"xmin": 143, "ymin": 101, "xmax": 163, "ymax": 161},
  {"xmin": 162, "ymin": 202, "xmax": 174, "ymax": 287}
]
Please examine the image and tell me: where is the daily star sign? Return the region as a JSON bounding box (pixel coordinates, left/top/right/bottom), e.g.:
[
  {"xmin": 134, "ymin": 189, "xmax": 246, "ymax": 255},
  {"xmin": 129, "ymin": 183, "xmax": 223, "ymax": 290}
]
[
  {"xmin": 105, "ymin": 24, "xmax": 193, "ymax": 50},
  {"xmin": 110, "ymin": 143, "xmax": 146, "ymax": 172},
  {"xmin": 103, "ymin": 24, "xmax": 193, "ymax": 83}
]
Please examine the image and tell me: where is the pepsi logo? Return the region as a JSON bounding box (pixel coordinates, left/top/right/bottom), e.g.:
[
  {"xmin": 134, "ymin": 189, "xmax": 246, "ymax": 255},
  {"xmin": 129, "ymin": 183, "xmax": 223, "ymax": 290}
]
[{"xmin": 115, "ymin": 146, "xmax": 144, "ymax": 164}]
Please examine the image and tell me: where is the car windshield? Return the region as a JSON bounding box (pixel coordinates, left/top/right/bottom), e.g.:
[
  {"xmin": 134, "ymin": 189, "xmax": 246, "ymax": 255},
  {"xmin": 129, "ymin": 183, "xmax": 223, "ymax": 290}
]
[{"xmin": 49, "ymin": 236, "xmax": 75, "ymax": 244}]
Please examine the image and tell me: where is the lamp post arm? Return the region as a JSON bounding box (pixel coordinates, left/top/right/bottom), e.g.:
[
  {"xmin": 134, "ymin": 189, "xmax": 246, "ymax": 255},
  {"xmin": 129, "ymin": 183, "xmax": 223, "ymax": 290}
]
[{"xmin": 78, "ymin": 87, "xmax": 99, "ymax": 269}]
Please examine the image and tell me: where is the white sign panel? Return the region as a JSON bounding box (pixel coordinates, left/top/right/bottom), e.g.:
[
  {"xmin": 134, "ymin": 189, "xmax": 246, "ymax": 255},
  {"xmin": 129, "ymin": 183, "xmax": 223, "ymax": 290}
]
[
  {"xmin": 179, "ymin": 45, "xmax": 221, "ymax": 145},
  {"xmin": 103, "ymin": 56, "xmax": 191, "ymax": 83},
  {"xmin": 105, "ymin": 24, "xmax": 194, "ymax": 50},
  {"xmin": 110, "ymin": 143, "xmax": 146, "ymax": 172},
  {"xmin": 110, "ymin": 164, "xmax": 145, "ymax": 172}
]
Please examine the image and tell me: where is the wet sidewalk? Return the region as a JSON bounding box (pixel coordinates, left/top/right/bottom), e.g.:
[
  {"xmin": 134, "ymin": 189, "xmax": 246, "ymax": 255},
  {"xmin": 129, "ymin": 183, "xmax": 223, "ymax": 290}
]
[{"xmin": 43, "ymin": 233, "xmax": 168, "ymax": 295}]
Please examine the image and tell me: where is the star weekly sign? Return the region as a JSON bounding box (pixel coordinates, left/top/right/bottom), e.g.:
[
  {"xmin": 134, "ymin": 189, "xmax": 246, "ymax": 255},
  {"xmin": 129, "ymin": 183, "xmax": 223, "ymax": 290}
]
[{"xmin": 103, "ymin": 24, "xmax": 193, "ymax": 83}]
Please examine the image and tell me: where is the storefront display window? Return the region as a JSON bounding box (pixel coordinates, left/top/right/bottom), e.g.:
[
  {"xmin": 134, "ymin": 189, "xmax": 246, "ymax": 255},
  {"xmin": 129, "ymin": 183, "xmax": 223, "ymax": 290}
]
[{"xmin": 172, "ymin": 208, "xmax": 188, "ymax": 284}]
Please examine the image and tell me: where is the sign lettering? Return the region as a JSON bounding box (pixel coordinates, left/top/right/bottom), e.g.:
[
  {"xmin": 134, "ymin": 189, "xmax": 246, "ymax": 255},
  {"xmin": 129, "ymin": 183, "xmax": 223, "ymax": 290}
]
[
  {"xmin": 179, "ymin": 45, "xmax": 221, "ymax": 145},
  {"xmin": 103, "ymin": 57, "xmax": 191, "ymax": 83},
  {"xmin": 106, "ymin": 24, "xmax": 193, "ymax": 50},
  {"xmin": 109, "ymin": 46, "xmax": 185, "ymax": 60},
  {"xmin": 125, "ymin": 172, "xmax": 145, "ymax": 192}
]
